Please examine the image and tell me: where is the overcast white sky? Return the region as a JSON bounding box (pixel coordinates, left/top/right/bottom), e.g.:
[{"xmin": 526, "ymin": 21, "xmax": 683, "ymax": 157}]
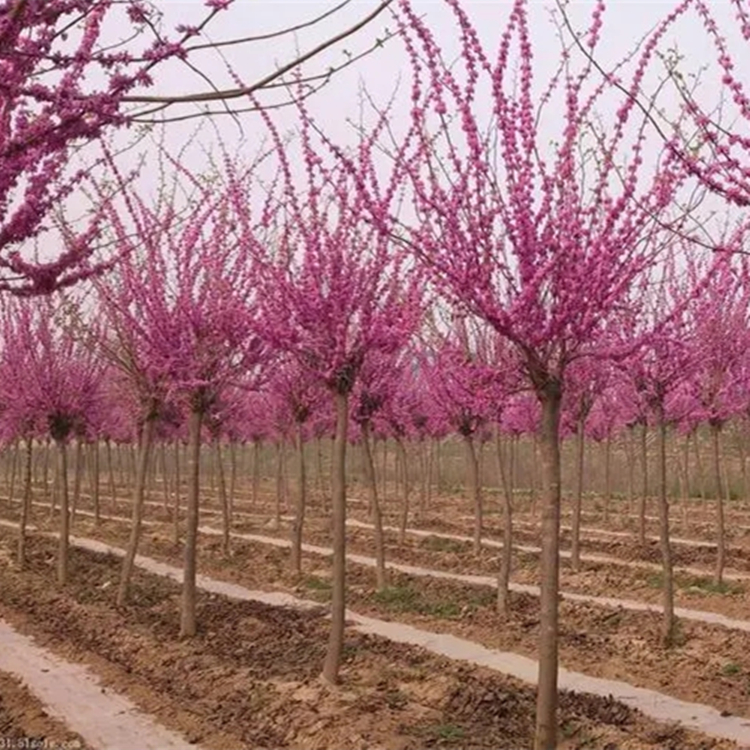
[{"xmin": 117, "ymin": 0, "xmax": 744, "ymax": 162}]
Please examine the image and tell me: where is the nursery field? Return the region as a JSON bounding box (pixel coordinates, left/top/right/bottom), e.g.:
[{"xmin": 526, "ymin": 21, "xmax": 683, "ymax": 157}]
[{"xmin": 2, "ymin": 437, "xmax": 750, "ymax": 750}]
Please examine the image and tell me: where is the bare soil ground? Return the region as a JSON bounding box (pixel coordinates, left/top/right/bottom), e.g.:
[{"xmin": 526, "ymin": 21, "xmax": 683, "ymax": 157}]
[
  {"xmin": 0, "ymin": 530, "xmax": 734, "ymax": 750},
  {"xmin": 17, "ymin": 512, "xmax": 750, "ymax": 727}
]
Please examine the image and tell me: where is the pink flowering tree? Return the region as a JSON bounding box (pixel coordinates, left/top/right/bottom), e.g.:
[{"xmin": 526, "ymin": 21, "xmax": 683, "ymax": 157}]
[
  {"xmin": 100, "ymin": 169, "xmax": 263, "ymax": 635},
  {"xmin": 0, "ymin": 297, "xmax": 104, "ymax": 577},
  {"xmin": 347, "ymin": 1, "xmax": 701, "ymax": 745},
  {"xmin": 249, "ymin": 101, "xmax": 423, "ymax": 684}
]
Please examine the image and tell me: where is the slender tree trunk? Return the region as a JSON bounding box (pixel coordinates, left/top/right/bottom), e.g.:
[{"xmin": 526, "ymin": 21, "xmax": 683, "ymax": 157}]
[
  {"xmin": 56, "ymin": 439, "xmax": 70, "ymax": 586},
  {"xmin": 570, "ymin": 417, "xmax": 585, "ymax": 570},
  {"xmin": 603, "ymin": 436, "xmax": 612, "ymax": 523},
  {"xmin": 381, "ymin": 439, "xmax": 389, "ymax": 502},
  {"xmin": 626, "ymin": 429, "xmax": 635, "ymax": 517},
  {"xmin": 290, "ymin": 424, "xmax": 308, "ymax": 574},
  {"xmin": 181, "ymin": 408, "xmax": 204, "ymax": 638},
  {"xmin": 117, "ymin": 419, "xmax": 156, "ymax": 607},
  {"xmin": 7, "ymin": 439, "xmax": 19, "ymax": 507},
  {"xmin": 321, "ymin": 391, "xmax": 349, "ymax": 684},
  {"xmin": 274, "ymin": 441, "xmax": 283, "ymax": 529},
  {"xmin": 396, "ymin": 438, "xmax": 411, "ymax": 546},
  {"xmin": 494, "ymin": 430, "xmax": 513, "ymax": 616},
  {"xmin": 160, "ymin": 442, "xmax": 170, "ymax": 513},
  {"xmin": 91, "ymin": 442, "xmax": 101, "ymax": 526},
  {"xmin": 361, "ymin": 421, "xmax": 387, "ymax": 589},
  {"xmin": 228, "ymin": 441, "xmax": 237, "ymax": 519},
  {"xmin": 315, "ymin": 436, "xmax": 324, "ymax": 497},
  {"xmin": 42, "ymin": 439, "xmax": 51, "ymax": 503},
  {"xmin": 172, "ymin": 440, "xmax": 181, "ymax": 546},
  {"xmin": 638, "ymin": 421, "xmax": 648, "ymax": 545},
  {"xmin": 463, "ymin": 433, "xmax": 482, "ymax": 554},
  {"xmin": 70, "ymin": 438, "xmax": 83, "ymax": 527},
  {"xmin": 533, "ymin": 383, "xmax": 563, "ymax": 750},
  {"xmin": 655, "ymin": 402, "xmax": 676, "ymax": 646},
  {"xmin": 17, "ymin": 437, "xmax": 33, "ymax": 569},
  {"xmin": 693, "ymin": 430, "xmax": 706, "ymax": 508},
  {"xmin": 216, "ymin": 439, "xmax": 230, "ymax": 556},
  {"xmin": 426, "ymin": 438, "xmax": 434, "ymax": 509},
  {"xmin": 530, "ymin": 435, "xmax": 539, "ymax": 516},
  {"xmin": 106, "ymin": 439, "xmax": 117, "ymax": 511},
  {"xmin": 711, "ymin": 422, "xmax": 726, "ymax": 585},
  {"xmin": 435, "ymin": 439, "xmax": 442, "ymax": 496},
  {"xmin": 252, "ymin": 440, "xmax": 260, "ymax": 508}
]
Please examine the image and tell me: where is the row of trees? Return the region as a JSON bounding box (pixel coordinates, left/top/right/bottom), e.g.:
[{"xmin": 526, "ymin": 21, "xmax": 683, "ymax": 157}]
[{"xmin": 5, "ymin": 0, "xmax": 750, "ymax": 748}]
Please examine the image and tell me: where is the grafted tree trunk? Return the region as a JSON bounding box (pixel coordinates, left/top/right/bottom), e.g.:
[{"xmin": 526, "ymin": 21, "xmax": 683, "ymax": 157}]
[
  {"xmin": 321, "ymin": 390, "xmax": 349, "ymax": 684},
  {"xmin": 533, "ymin": 381, "xmax": 563, "ymax": 750},
  {"xmin": 494, "ymin": 430, "xmax": 513, "ymax": 617},
  {"xmin": 655, "ymin": 402, "xmax": 676, "ymax": 646},
  {"xmin": 570, "ymin": 417, "xmax": 585, "ymax": 571},
  {"xmin": 711, "ymin": 422, "xmax": 726, "ymax": 585},
  {"xmin": 181, "ymin": 407, "xmax": 204, "ymax": 638},
  {"xmin": 17, "ymin": 437, "xmax": 33, "ymax": 569},
  {"xmin": 361, "ymin": 421, "xmax": 387, "ymax": 589},
  {"xmin": 117, "ymin": 418, "xmax": 156, "ymax": 607}
]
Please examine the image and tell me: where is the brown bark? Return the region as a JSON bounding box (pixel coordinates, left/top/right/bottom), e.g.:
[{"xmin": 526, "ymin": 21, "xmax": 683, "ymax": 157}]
[
  {"xmin": 603, "ymin": 436, "xmax": 612, "ymax": 522},
  {"xmin": 321, "ymin": 390, "xmax": 348, "ymax": 684},
  {"xmin": 655, "ymin": 403, "xmax": 676, "ymax": 646},
  {"xmin": 56, "ymin": 439, "xmax": 69, "ymax": 586},
  {"xmin": 290, "ymin": 424, "xmax": 308, "ymax": 574},
  {"xmin": 638, "ymin": 421, "xmax": 648, "ymax": 545},
  {"xmin": 91, "ymin": 442, "xmax": 101, "ymax": 526},
  {"xmin": 70, "ymin": 438, "xmax": 83, "ymax": 527},
  {"xmin": 711, "ymin": 422, "xmax": 726, "ymax": 585},
  {"xmin": 180, "ymin": 408, "xmax": 203, "ymax": 638},
  {"xmin": 396, "ymin": 438, "xmax": 411, "ymax": 547},
  {"xmin": 216, "ymin": 439, "xmax": 230, "ymax": 556},
  {"xmin": 570, "ymin": 417, "xmax": 585, "ymax": 571},
  {"xmin": 117, "ymin": 419, "xmax": 156, "ymax": 607},
  {"xmin": 106, "ymin": 438, "xmax": 117, "ymax": 510},
  {"xmin": 361, "ymin": 421, "xmax": 387, "ymax": 589},
  {"xmin": 17, "ymin": 437, "xmax": 33, "ymax": 569},
  {"xmin": 494, "ymin": 431, "xmax": 513, "ymax": 617},
  {"xmin": 172, "ymin": 439, "xmax": 181, "ymax": 546},
  {"xmin": 463, "ymin": 433, "xmax": 482, "ymax": 555},
  {"xmin": 533, "ymin": 382, "xmax": 563, "ymax": 750}
]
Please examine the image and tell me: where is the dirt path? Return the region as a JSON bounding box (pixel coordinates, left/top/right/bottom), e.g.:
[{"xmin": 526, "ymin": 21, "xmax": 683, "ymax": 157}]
[{"xmin": 0, "ymin": 618, "xmax": 203, "ymax": 750}]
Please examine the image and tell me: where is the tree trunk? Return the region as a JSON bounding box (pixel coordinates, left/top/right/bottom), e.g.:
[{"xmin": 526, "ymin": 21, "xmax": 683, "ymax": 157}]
[
  {"xmin": 43, "ymin": 438, "xmax": 51, "ymax": 502},
  {"xmin": 228, "ymin": 441, "xmax": 237, "ymax": 519},
  {"xmin": 494, "ymin": 430, "xmax": 513, "ymax": 617},
  {"xmin": 91, "ymin": 442, "xmax": 101, "ymax": 526},
  {"xmin": 638, "ymin": 421, "xmax": 648, "ymax": 545},
  {"xmin": 603, "ymin": 436, "xmax": 612, "ymax": 522},
  {"xmin": 216, "ymin": 439, "xmax": 230, "ymax": 556},
  {"xmin": 117, "ymin": 419, "xmax": 156, "ymax": 607},
  {"xmin": 533, "ymin": 383, "xmax": 563, "ymax": 750},
  {"xmin": 274, "ymin": 441, "xmax": 283, "ymax": 529},
  {"xmin": 180, "ymin": 408, "xmax": 204, "ymax": 638},
  {"xmin": 396, "ymin": 438, "xmax": 411, "ymax": 546},
  {"xmin": 17, "ymin": 437, "xmax": 33, "ymax": 569},
  {"xmin": 56, "ymin": 439, "xmax": 70, "ymax": 586},
  {"xmin": 655, "ymin": 403, "xmax": 676, "ymax": 646},
  {"xmin": 70, "ymin": 438, "xmax": 83, "ymax": 527},
  {"xmin": 711, "ymin": 422, "xmax": 726, "ymax": 585},
  {"xmin": 693, "ymin": 430, "xmax": 706, "ymax": 508},
  {"xmin": 321, "ymin": 390, "xmax": 348, "ymax": 684},
  {"xmin": 290, "ymin": 424, "xmax": 308, "ymax": 574},
  {"xmin": 172, "ymin": 440, "xmax": 181, "ymax": 546},
  {"xmin": 252, "ymin": 440, "xmax": 260, "ymax": 508},
  {"xmin": 361, "ymin": 421, "xmax": 387, "ymax": 589},
  {"xmin": 570, "ymin": 417, "xmax": 585, "ymax": 571},
  {"xmin": 106, "ymin": 439, "xmax": 117, "ymax": 511},
  {"xmin": 463, "ymin": 433, "xmax": 482, "ymax": 554}
]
